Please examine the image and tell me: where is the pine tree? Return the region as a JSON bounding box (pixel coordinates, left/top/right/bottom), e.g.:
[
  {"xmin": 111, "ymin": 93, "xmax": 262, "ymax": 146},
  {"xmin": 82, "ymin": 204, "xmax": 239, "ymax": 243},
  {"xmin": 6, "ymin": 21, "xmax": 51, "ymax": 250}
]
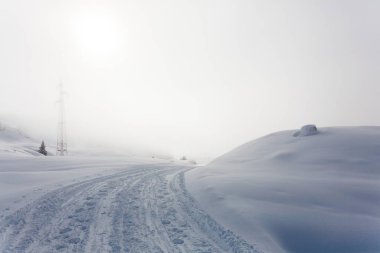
[{"xmin": 39, "ymin": 141, "xmax": 47, "ymax": 156}]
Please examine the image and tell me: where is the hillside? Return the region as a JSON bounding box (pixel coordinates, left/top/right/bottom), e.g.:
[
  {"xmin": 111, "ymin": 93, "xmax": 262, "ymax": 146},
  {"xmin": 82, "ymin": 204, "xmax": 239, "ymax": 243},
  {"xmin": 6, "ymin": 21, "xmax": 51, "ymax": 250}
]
[
  {"xmin": 0, "ymin": 124, "xmax": 51, "ymax": 157},
  {"xmin": 186, "ymin": 126, "xmax": 380, "ymax": 253}
]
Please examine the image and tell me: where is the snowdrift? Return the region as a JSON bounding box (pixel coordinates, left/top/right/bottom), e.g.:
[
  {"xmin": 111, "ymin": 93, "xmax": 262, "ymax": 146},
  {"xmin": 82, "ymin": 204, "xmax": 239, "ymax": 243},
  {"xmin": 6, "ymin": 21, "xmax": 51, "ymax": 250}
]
[{"xmin": 186, "ymin": 126, "xmax": 380, "ymax": 253}]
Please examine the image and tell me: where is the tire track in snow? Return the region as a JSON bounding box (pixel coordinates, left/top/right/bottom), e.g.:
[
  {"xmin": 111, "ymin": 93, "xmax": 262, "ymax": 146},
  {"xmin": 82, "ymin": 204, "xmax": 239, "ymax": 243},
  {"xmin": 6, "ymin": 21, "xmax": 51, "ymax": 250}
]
[{"xmin": 0, "ymin": 165, "xmax": 260, "ymax": 253}]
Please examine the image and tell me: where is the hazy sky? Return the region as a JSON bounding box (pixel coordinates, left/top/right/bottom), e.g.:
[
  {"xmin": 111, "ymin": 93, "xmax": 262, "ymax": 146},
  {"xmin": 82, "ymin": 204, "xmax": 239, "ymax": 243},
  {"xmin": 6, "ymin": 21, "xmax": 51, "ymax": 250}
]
[{"xmin": 0, "ymin": 0, "xmax": 379, "ymax": 158}]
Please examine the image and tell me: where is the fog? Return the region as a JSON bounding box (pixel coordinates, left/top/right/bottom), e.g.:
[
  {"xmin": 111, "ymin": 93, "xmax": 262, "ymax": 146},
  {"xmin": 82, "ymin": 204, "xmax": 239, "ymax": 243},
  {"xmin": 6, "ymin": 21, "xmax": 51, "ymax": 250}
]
[{"xmin": 1, "ymin": 0, "xmax": 379, "ymax": 159}]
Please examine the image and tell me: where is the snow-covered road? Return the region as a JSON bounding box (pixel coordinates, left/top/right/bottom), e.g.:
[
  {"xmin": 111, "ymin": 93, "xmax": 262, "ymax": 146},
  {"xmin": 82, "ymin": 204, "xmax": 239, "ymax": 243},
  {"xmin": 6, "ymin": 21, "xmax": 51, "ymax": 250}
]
[{"xmin": 0, "ymin": 164, "xmax": 258, "ymax": 253}]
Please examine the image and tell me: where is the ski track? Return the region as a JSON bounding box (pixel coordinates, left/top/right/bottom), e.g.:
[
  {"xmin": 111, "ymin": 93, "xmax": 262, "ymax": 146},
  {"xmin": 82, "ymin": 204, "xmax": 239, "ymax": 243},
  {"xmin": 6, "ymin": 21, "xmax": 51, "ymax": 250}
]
[{"xmin": 0, "ymin": 165, "xmax": 260, "ymax": 253}]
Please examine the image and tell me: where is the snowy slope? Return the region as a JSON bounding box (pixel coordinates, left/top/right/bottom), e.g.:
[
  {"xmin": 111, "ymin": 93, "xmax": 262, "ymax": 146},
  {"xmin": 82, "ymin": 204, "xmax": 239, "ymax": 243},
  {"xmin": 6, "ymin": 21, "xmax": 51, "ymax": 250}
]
[
  {"xmin": 186, "ymin": 126, "xmax": 380, "ymax": 253},
  {"xmin": 0, "ymin": 125, "xmax": 53, "ymax": 157}
]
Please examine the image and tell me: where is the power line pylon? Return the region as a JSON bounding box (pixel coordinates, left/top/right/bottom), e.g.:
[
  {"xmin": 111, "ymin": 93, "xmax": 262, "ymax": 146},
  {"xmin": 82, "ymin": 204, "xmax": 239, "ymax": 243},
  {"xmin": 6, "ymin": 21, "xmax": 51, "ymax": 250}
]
[{"xmin": 57, "ymin": 83, "xmax": 68, "ymax": 156}]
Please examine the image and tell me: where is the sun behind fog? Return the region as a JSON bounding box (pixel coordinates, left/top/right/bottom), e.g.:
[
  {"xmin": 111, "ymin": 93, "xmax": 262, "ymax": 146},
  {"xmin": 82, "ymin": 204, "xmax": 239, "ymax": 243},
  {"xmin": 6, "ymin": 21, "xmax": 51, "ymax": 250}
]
[{"xmin": 70, "ymin": 7, "xmax": 123, "ymax": 58}]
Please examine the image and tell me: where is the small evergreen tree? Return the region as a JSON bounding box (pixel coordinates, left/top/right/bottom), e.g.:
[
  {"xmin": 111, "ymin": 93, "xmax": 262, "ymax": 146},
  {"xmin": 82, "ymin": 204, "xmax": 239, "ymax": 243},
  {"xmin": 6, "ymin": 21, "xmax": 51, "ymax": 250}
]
[{"xmin": 38, "ymin": 141, "xmax": 47, "ymax": 156}]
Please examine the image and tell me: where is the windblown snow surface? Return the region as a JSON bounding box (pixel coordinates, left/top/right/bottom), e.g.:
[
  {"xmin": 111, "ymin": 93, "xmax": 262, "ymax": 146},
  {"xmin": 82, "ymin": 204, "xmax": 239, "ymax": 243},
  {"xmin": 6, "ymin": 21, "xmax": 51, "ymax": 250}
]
[
  {"xmin": 186, "ymin": 126, "xmax": 380, "ymax": 253},
  {"xmin": 0, "ymin": 127, "xmax": 258, "ymax": 253}
]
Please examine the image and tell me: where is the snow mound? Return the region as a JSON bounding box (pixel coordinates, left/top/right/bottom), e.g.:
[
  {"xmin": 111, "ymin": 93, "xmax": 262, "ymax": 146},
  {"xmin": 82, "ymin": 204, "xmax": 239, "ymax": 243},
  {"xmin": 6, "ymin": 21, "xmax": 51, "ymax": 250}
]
[
  {"xmin": 293, "ymin": 124, "xmax": 318, "ymax": 137},
  {"xmin": 186, "ymin": 126, "xmax": 380, "ymax": 253}
]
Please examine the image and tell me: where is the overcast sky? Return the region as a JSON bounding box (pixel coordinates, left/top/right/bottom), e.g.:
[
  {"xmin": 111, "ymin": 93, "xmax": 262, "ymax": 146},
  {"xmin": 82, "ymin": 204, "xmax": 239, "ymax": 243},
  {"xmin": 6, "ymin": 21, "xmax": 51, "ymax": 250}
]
[{"xmin": 0, "ymin": 0, "xmax": 379, "ymax": 159}]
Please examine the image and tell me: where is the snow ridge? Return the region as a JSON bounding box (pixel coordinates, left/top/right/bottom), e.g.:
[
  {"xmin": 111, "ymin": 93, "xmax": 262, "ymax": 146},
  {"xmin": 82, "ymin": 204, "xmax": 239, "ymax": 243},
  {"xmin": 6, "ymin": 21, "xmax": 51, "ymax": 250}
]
[{"xmin": 175, "ymin": 171, "xmax": 261, "ymax": 253}]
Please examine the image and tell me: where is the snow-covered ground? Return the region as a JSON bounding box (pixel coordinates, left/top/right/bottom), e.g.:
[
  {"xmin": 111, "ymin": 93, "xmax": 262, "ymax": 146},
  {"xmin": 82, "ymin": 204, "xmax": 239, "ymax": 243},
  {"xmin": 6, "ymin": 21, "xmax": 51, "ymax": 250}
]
[
  {"xmin": 0, "ymin": 126, "xmax": 257, "ymax": 253},
  {"xmin": 187, "ymin": 126, "xmax": 380, "ymax": 253},
  {"xmin": 2, "ymin": 125, "xmax": 379, "ymax": 253},
  {"xmin": 0, "ymin": 125, "xmax": 49, "ymax": 157}
]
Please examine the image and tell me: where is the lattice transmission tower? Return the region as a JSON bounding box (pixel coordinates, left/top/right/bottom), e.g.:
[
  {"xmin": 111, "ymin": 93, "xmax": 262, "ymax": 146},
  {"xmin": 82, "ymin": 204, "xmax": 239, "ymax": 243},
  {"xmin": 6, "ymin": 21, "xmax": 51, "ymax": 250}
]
[{"xmin": 57, "ymin": 83, "xmax": 68, "ymax": 156}]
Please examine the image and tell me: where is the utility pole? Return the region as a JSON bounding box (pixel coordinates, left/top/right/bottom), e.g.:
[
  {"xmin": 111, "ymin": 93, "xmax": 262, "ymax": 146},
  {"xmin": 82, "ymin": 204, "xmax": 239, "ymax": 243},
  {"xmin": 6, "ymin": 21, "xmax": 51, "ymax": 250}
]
[{"xmin": 57, "ymin": 83, "xmax": 68, "ymax": 156}]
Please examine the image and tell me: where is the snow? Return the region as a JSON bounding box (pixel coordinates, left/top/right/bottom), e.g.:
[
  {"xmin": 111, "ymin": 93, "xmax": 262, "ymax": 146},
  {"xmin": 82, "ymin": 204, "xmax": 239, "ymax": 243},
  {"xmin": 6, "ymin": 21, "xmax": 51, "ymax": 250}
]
[
  {"xmin": 0, "ymin": 126, "xmax": 258, "ymax": 252},
  {"xmin": 186, "ymin": 126, "xmax": 380, "ymax": 253},
  {"xmin": 3, "ymin": 124, "xmax": 379, "ymax": 252},
  {"xmin": 0, "ymin": 159, "xmax": 257, "ymax": 252},
  {"xmin": 0, "ymin": 126, "xmax": 44, "ymax": 157}
]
